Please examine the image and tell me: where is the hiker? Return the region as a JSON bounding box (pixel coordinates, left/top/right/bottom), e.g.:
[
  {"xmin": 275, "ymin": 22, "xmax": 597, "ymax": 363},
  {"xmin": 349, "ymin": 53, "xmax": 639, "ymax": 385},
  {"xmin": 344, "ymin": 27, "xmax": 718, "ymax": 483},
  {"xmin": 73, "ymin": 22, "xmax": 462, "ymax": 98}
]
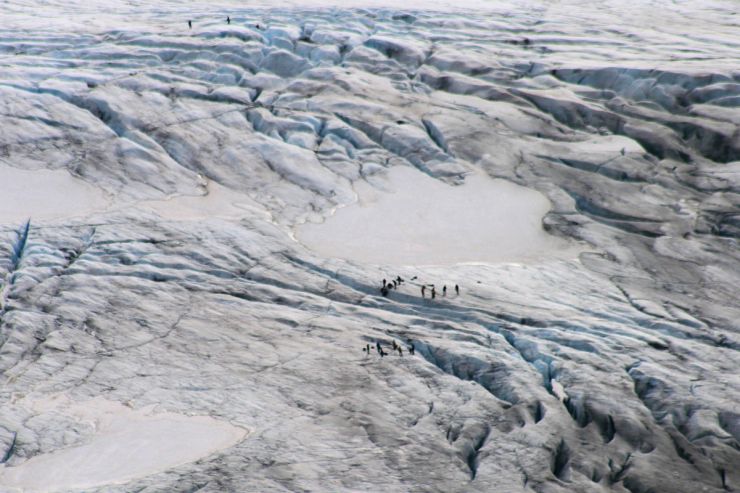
[
  {"xmin": 381, "ymin": 286, "xmax": 389, "ymax": 297},
  {"xmin": 443, "ymin": 285, "xmax": 447, "ymax": 296},
  {"xmin": 188, "ymin": 20, "xmax": 192, "ymax": 28},
  {"xmin": 382, "ymin": 278, "xmax": 386, "ymax": 287},
  {"xmin": 392, "ymin": 340, "xmax": 397, "ymax": 351},
  {"xmin": 455, "ymin": 284, "xmax": 459, "ymax": 295},
  {"xmin": 408, "ymin": 342, "xmax": 415, "ymax": 355},
  {"xmin": 431, "ymin": 287, "xmax": 436, "ymax": 299},
  {"xmin": 397, "ymin": 346, "xmax": 403, "ymax": 357},
  {"xmin": 227, "ymin": 16, "xmax": 231, "ymax": 24},
  {"xmin": 421, "ymin": 285, "xmax": 426, "ymax": 297},
  {"xmin": 396, "ymin": 275, "xmax": 403, "ymax": 284},
  {"xmin": 366, "ymin": 343, "xmax": 371, "ymax": 353}
]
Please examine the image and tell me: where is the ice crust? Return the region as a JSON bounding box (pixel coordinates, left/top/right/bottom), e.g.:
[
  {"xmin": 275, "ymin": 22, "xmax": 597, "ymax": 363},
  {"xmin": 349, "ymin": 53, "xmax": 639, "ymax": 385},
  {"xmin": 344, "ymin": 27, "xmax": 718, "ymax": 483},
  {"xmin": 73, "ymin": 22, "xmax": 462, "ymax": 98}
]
[{"xmin": 0, "ymin": 0, "xmax": 738, "ymax": 492}]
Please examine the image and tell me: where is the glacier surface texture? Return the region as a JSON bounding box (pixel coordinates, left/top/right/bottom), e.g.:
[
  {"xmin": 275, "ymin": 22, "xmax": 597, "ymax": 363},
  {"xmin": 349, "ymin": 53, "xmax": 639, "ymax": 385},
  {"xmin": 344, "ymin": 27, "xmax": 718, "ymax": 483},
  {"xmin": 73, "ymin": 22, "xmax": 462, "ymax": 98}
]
[{"xmin": 0, "ymin": 0, "xmax": 738, "ymax": 491}]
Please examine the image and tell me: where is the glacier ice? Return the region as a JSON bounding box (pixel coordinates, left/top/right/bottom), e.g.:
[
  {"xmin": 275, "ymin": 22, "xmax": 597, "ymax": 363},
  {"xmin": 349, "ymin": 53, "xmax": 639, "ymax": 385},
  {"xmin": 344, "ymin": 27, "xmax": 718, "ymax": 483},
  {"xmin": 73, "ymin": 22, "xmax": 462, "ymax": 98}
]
[{"xmin": 0, "ymin": 0, "xmax": 738, "ymax": 492}]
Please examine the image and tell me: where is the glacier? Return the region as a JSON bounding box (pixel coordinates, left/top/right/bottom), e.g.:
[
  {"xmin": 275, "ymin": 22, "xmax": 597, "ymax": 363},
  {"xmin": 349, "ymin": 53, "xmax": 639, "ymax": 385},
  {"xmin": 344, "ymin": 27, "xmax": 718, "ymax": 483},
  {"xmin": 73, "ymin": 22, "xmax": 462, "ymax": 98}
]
[{"xmin": 0, "ymin": 0, "xmax": 738, "ymax": 491}]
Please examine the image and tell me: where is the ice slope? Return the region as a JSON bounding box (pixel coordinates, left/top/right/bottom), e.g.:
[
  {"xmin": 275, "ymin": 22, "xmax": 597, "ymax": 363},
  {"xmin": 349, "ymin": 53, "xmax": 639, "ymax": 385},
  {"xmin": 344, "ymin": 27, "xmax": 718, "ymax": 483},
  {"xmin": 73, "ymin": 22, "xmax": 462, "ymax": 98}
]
[{"xmin": 0, "ymin": 0, "xmax": 738, "ymax": 492}]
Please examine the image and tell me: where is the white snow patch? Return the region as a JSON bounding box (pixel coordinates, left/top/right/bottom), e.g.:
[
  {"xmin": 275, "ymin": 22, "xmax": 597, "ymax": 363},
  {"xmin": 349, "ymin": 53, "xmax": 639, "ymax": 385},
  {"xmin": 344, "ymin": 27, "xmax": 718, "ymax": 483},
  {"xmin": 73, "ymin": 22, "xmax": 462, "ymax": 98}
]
[
  {"xmin": 569, "ymin": 134, "xmax": 646, "ymax": 154},
  {"xmin": 0, "ymin": 395, "xmax": 249, "ymax": 493},
  {"xmin": 0, "ymin": 165, "xmax": 111, "ymax": 225},
  {"xmin": 135, "ymin": 180, "xmax": 271, "ymax": 222},
  {"xmin": 296, "ymin": 166, "xmax": 581, "ymax": 265},
  {"xmin": 0, "ymin": 164, "xmax": 270, "ymax": 224}
]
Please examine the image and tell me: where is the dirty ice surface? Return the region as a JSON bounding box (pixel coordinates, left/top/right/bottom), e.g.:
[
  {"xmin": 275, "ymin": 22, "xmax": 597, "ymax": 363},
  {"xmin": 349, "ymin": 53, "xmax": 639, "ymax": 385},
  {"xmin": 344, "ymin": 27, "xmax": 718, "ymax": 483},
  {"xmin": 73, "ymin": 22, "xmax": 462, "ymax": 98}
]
[
  {"xmin": 297, "ymin": 166, "xmax": 581, "ymax": 265},
  {"xmin": 0, "ymin": 0, "xmax": 738, "ymax": 491}
]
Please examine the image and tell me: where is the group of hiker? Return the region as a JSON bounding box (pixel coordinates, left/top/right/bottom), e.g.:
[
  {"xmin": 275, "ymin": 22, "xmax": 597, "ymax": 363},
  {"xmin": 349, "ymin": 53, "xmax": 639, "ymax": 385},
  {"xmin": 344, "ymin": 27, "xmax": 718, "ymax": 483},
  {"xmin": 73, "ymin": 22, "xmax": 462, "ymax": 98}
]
[
  {"xmin": 188, "ymin": 16, "xmax": 266, "ymax": 29},
  {"xmin": 366, "ymin": 275, "xmax": 462, "ymax": 358},
  {"xmin": 362, "ymin": 339, "xmax": 415, "ymax": 358},
  {"xmin": 380, "ymin": 276, "xmax": 405, "ymax": 296},
  {"xmin": 421, "ymin": 283, "xmax": 459, "ymax": 299},
  {"xmin": 379, "ymin": 275, "xmax": 460, "ymax": 300}
]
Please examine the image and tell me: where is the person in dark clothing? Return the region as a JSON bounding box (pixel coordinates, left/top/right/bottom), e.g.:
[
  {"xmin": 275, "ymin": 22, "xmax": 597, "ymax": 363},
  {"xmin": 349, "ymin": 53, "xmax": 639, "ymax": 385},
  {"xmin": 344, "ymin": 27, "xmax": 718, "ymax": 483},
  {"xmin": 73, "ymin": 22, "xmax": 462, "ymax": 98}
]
[
  {"xmin": 397, "ymin": 346, "xmax": 403, "ymax": 357},
  {"xmin": 408, "ymin": 342, "xmax": 415, "ymax": 355},
  {"xmin": 227, "ymin": 16, "xmax": 231, "ymax": 24},
  {"xmin": 421, "ymin": 285, "xmax": 426, "ymax": 297},
  {"xmin": 188, "ymin": 20, "xmax": 192, "ymax": 28},
  {"xmin": 431, "ymin": 287, "xmax": 436, "ymax": 299},
  {"xmin": 381, "ymin": 286, "xmax": 389, "ymax": 297},
  {"xmin": 396, "ymin": 275, "xmax": 403, "ymax": 284},
  {"xmin": 392, "ymin": 340, "xmax": 397, "ymax": 351},
  {"xmin": 455, "ymin": 284, "xmax": 459, "ymax": 295},
  {"xmin": 382, "ymin": 278, "xmax": 386, "ymax": 287},
  {"xmin": 443, "ymin": 285, "xmax": 447, "ymax": 296},
  {"xmin": 376, "ymin": 341, "xmax": 382, "ymax": 353}
]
